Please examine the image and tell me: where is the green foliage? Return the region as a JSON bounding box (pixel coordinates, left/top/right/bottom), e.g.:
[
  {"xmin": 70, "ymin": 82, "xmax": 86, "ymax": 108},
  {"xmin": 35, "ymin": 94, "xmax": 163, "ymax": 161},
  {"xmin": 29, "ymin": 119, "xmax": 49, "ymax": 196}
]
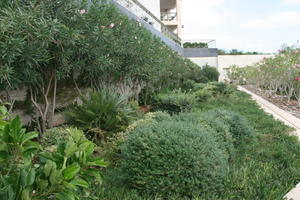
[
  {"xmin": 40, "ymin": 127, "xmax": 70, "ymax": 150},
  {"xmin": 194, "ymin": 88, "xmax": 214, "ymax": 102},
  {"xmin": 199, "ymin": 65, "xmax": 220, "ymax": 83},
  {"xmin": 202, "ymin": 109, "xmax": 255, "ymax": 146},
  {"xmin": 99, "ymin": 112, "xmax": 170, "ymax": 167},
  {"xmin": 192, "ymin": 82, "xmax": 235, "ymax": 102},
  {"xmin": 36, "ymin": 128, "xmax": 107, "ymax": 200},
  {"xmin": 85, "ymin": 89, "xmax": 300, "ymax": 200},
  {"xmin": 66, "ymin": 90, "xmax": 136, "ymax": 137},
  {"xmin": 0, "ymin": 0, "xmax": 202, "ymax": 130},
  {"xmin": 119, "ymin": 120, "xmax": 229, "ymax": 198},
  {"xmin": 227, "ymin": 46, "xmax": 300, "ymax": 105},
  {"xmin": 153, "ymin": 90, "xmax": 196, "ymax": 114},
  {"xmin": 0, "ymin": 113, "xmax": 106, "ymax": 200},
  {"xmin": 173, "ymin": 112, "xmax": 235, "ymax": 162},
  {"xmin": 183, "ymin": 42, "xmax": 208, "ymax": 48},
  {"xmin": 210, "ymin": 82, "xmax": 236, "ymax": 95},
  {"xmin": 0, "ymin": 115, "xmax": 40, "ymax": 200}
]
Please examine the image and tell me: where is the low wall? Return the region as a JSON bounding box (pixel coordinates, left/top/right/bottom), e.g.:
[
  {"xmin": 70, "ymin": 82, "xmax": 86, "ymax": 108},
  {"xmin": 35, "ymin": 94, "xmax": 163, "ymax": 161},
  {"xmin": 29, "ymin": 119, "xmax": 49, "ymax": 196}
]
[
  {"xmin": 218, "ymin": 54, "xmax": 274, "ymax": 81},
  {"xmin": 188, "ymin": 57, "xmax": 218, "ymax": 68}
]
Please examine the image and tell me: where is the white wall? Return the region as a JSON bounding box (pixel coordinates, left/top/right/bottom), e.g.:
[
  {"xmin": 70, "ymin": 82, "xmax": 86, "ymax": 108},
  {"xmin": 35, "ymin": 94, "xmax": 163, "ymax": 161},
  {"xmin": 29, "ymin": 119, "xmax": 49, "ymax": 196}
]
[
  {"xmin": 139, "ymin": 0, "xmax": 161, "ymax": 19},
  {"xmin": 188, "ymin": 57, "xmax": 218, "ymax": 68},
  {"xmin": 218, "ymin": 55, "xmax": 274, "ymax": 81}
]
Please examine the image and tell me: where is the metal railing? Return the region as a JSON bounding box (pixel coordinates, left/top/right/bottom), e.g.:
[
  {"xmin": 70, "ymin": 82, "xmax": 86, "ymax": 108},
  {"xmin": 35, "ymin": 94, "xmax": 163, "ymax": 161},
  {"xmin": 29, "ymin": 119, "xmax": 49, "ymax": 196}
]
[
  {"xmin": 114, "ymin": 0, "xmax": 181, "ymax": 44},
  {"xmin": 161, "ymin": 12, "xmax": 177, "ymax": 21}
]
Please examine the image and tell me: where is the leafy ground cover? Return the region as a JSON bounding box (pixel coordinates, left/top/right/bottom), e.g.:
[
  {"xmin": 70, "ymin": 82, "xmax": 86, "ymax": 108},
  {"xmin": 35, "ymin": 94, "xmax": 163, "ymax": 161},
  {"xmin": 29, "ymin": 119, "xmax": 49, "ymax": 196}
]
[{"xmin": 95, "ymin": 88, "xmax": 300, "ymax": 200}]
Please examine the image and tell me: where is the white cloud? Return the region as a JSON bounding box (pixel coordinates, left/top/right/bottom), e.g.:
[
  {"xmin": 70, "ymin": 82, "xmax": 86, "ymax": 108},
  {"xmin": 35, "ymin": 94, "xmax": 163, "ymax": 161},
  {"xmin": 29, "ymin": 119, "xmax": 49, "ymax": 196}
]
[
  {"xmin": 282, "ymin": 0, "xmax": 300, "ymax": 5},
  {"xmin": 240, "ymin": 11, "xmax": 300, "ymax": 29}
]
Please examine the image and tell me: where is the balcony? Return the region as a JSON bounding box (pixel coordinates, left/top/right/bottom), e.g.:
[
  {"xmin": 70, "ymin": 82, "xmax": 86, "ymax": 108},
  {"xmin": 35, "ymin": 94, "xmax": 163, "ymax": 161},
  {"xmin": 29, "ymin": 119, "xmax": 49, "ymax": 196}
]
[{"xmin": 161, "ymin": 12, "xmax": 177, "ymax": 22}]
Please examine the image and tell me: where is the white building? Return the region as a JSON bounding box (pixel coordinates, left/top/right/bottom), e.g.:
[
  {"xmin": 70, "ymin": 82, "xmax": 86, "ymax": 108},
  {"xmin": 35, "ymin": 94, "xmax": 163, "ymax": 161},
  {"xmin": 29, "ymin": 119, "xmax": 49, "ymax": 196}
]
[{"xmin": 116, "ymin": 0, "xmax": 182, "ymax": 38}]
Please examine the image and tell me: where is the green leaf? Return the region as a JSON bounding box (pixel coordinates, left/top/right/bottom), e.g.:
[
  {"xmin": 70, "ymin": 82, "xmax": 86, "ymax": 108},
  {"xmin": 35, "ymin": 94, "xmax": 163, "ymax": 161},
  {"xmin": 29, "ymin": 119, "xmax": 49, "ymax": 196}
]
[
  {"xmin": 62, "ymin": 163, "xmax": 80, "ymax": 180},
  {"xmin": 44, "ymin": 160, "xmax": 55, "ymax": 177},
  {"xmin": 20, "ymin": 169, "xmax": 27, "ymax": 187},
  {"xmin": 57, "ymin": 192, "xmax": 75, "ymax": 200},
  {"xmin": 79, "ymin": 141, "xmax": 94, "ymax": 156},
  {"xmin": 26, "ymin": 169, "xmax": 36, "ymax": 186},
  {"xmin": 10, "ymin": 115, "xmax": 22, "ymax": 133},
  {"xmin": 36, "ymin": 177, "xmax": 48, "ymax": 190},
  {"xmin": 64, "ymin": 141, "xmax": 77, "ymax": 158},
  {"xmin": 22, "ymin": 132, "xmax": 38, "ymax": 144},
  {"xmin": 87, "ymin": 158, "xmax": 107, "ymax": 167},
  {"xmin": 49, "ymin": 169, "xmax": 63, "ymax": 185},
  {"xmin": 21, "ymin": 188, "xmax": 31, "ymax": 200},
  {"xmin": 0, "ymin": 106, "xmax": 7, "ymax": 116},
  {"xmin": 67, "ymin": 128, "xmax": 83, "ymax": 143},
  {"xmin": 70, "ymin": 178, "xmax": 89, "ymax": 188}
]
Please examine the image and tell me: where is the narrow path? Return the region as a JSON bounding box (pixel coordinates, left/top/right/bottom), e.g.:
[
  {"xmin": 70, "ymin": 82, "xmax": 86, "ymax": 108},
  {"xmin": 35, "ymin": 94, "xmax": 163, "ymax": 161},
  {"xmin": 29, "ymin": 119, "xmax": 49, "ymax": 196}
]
[{"xmin": 238, "ymin": 86, "xmax": 300, "ymax": 200}]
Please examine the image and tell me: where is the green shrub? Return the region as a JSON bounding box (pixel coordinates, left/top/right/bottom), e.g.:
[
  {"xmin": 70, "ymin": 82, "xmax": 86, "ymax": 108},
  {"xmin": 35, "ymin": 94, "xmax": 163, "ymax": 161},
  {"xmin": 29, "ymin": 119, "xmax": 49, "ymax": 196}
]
[
  {"xmin": 151, "ymin": 111, "xmax": 172, "ymax": 122},
  {"xmin": 99, "ymin": 112, "xmax": 171, "ymax": 167},
  {"xmin": 119, "ymin": 120, "xmax": 229, "ymax": 198},
  {"xmin": 210, "ymin": 82, "xmax": 236, "ymax": 95},
  {"xmin": 153, "ymin": 90, "xmax": 196, "ymax": 114},
  {"xmin": 192, "ymin": 83, "xmax": 208, "ymax": 91},
  {"xmin": 0, "ymin": 113, "xmax": 107, "ymax": 200},
  {"xmin": 40, "ymin": 127, "xmax": 70, "ymax": 150},
  {"xmin": 173, "ymin": 112, "xmax": 235, "ymax": 161},
  {"xmin": 66, "ymin": 90, "xmax": 136, "ymax": 138},
  {"xmin": 203, "ymin": 109, "xmax": 255, "ymax": 145},
  {"xmin": 194, "ymin": 88, "xmax": 214, "ymax": 102},
  {"xmin": 199, "ymin": 65, "xmax": 219, "ymax": 83}
]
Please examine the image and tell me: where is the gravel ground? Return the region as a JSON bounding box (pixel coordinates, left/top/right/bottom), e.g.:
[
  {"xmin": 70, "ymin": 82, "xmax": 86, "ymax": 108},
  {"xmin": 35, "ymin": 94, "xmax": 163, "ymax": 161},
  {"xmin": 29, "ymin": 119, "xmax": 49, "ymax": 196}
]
[{"xmin": 244, "ymin": 85, "xmax": 300, "ymax": 119}]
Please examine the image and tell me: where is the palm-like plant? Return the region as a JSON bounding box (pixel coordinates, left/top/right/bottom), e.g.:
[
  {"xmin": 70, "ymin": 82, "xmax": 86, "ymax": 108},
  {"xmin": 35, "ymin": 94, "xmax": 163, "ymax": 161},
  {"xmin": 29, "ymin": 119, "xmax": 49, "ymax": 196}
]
[{"xmin": 66, "ymin": 90, "xmax": 136, "ymax": 138}]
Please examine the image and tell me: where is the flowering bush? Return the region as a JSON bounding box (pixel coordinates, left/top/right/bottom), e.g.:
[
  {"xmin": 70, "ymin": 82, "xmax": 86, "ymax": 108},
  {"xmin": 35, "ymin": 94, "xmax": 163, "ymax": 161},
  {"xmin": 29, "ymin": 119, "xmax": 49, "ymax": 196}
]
[{"xmin": 228, "ymin": 46, "xmax": 300, "ymax": 106}]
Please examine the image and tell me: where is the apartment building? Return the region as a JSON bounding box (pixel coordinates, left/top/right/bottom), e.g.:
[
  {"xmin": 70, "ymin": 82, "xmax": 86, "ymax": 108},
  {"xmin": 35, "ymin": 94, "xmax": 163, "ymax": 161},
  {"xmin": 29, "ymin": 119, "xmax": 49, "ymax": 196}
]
[
  {"xmin": 114, "ymin": 0, "xmax": 219, "ymax": 69},
  {"xmin": 138, "ymin": 0, "xmax": 182, "ymax": 38}
]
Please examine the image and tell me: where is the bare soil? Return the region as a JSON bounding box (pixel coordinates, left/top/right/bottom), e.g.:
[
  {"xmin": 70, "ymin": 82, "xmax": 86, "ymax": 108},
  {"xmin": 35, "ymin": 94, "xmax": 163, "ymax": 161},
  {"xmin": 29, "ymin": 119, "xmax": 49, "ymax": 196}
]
[{"xmin": 244, "ymin": 85, "xmax": 300, "ymax": 119}]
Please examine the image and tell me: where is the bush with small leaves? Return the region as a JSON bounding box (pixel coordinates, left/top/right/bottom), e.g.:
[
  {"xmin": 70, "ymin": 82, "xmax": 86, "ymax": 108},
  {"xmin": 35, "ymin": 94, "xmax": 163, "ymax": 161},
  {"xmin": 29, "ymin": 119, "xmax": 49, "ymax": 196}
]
[
  {"xmin": 119, "ymin": 120, "xmax": 229, "ymax": 198},
  {"xmin": 40, "ymin": 127, "xmax": 70, "ymax": 150},
  {"xmin": 153, "ymin": 90, "xmax": 196, "ymax": 114},
  {"xmin": 173, "ymin": 112, "xmax": 235, "ymax": 161},
  {"xmin": 203, "ymin": 109, "xmax": 255, "ymax": 146}
]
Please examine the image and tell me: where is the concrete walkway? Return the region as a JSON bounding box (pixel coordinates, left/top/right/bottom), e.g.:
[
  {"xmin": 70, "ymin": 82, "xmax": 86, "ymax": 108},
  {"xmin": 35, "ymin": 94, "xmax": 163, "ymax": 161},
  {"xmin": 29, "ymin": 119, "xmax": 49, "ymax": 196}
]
[{"xmin": 238, "ymin": 86, "xmax": 300, "ymax": 200}]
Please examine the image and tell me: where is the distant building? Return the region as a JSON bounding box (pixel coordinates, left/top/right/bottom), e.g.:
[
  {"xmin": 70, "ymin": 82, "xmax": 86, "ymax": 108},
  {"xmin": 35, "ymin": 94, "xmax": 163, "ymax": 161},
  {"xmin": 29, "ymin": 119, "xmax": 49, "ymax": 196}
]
[{"xmin": 138, "ymin": 0, "xmax": 182, "ymax": 38}]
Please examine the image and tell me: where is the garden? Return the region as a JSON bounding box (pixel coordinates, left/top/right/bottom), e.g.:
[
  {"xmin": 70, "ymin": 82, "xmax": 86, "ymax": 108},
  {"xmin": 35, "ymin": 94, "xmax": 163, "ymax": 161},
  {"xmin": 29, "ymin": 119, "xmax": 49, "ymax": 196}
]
[
  {"xmin": 228, "ymin": 47, "xmax": 300, "ymax": 118},
  {"xmin": 1, "ymin": 0, "xmax": 300, "ymax": 200}
]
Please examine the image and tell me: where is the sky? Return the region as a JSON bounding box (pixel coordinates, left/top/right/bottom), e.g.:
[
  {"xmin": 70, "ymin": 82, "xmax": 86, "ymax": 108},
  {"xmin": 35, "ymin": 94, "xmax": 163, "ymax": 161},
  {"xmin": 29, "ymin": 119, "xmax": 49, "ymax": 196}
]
[{"xmin": 181, "ymin": 0, "xmax": 300, "ymax": 53}]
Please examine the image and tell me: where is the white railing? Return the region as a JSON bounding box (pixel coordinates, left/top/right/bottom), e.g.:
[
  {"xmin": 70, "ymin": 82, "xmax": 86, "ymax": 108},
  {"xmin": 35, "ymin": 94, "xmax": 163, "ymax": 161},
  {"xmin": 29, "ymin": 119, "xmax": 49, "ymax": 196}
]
[{"xmin": 114, "ymin": 0, "xmax": 181, "ymax": 44}]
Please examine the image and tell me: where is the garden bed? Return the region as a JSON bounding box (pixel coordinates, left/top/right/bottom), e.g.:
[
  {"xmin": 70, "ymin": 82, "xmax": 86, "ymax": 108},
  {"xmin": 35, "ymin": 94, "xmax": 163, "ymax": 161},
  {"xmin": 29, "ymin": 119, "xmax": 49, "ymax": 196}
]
[{"xmin": 244, "ymin": 85, "xmax": 300, "ymax": 119}]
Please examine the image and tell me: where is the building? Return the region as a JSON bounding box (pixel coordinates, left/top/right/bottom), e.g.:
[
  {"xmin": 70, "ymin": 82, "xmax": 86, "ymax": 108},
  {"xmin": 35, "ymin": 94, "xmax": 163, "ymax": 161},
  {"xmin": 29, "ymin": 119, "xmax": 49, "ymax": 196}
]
[
  {"xmin": 160, "ymin": 0, "xmax": 182, "ymax": 38},
  {"xmin": 114, "ymin": 0, "xmax": 218, "ymax": 69},
  {"xmin": 137, "ymin": 0, "xmax": 182, "ymax": 38}
]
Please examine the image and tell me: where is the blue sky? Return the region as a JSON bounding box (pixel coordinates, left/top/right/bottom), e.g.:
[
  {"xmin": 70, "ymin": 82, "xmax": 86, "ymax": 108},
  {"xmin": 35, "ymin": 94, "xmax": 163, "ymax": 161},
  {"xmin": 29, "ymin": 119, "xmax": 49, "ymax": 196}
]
[{"xmin": 182, "ymin": 0, "xmax": 300, "ymax": 53}]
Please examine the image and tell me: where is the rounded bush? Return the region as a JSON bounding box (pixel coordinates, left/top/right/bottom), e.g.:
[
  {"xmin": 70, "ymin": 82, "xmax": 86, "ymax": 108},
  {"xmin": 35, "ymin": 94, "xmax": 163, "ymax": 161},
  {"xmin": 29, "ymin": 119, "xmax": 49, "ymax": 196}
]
[
  {"xmin": 203, "ymin": 109, "xmax": 255, "ymax": 146},
  {"xmin": 174, "ymin": 112, "xmax": 235, "ymax": 161},
  {"xmin": 119, "ymin": 120, "xmax": 229, "ymax": 198}
]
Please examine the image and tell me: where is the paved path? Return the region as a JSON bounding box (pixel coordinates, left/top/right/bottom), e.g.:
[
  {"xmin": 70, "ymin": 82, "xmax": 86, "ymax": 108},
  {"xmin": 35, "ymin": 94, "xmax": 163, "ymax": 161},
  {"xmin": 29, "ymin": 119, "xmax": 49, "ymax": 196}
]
[{"xmin": 238, "ymin": 86, "xmax": 300, "ymax": 200}]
